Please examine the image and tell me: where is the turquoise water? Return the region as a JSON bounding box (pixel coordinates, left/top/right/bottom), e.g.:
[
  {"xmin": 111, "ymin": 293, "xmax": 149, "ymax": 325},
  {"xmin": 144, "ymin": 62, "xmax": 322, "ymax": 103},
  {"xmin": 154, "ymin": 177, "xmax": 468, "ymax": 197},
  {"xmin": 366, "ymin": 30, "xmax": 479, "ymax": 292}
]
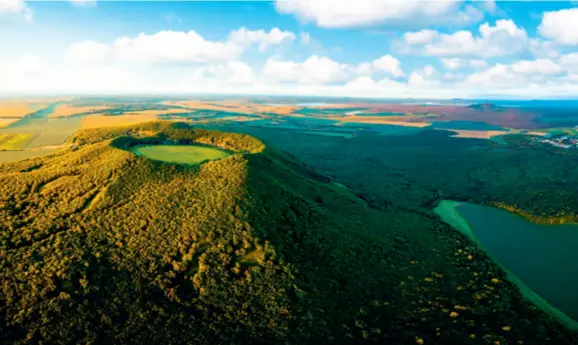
[
  {"xmin": 456, "ymin": 203, "xmax": 578, "ymax": 321},
  {"xmin": 5, "ymin": 103, "xmax": 58, "ymax": 129}
]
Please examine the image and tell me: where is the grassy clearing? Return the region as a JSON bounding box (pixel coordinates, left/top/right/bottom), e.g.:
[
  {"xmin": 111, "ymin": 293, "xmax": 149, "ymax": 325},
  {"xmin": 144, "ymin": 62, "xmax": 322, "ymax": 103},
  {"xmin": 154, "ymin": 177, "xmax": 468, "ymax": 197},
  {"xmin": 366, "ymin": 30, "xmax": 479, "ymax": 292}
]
[
  {"xmin": 0, "ymin": 134, "xmax": 35, "ymax": 150},
  {"xmin": 132, "ymin": 145, "xmax": 230, "ymax": 165}
]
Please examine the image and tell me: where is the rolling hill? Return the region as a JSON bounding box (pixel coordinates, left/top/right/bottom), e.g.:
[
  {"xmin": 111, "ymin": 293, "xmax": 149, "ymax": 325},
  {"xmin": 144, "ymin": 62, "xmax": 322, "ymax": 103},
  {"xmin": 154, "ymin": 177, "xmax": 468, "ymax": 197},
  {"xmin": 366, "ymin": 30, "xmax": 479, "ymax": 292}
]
[{"xmin": 0, "ymin": 122, "xmax": 576, "ymax": 345}]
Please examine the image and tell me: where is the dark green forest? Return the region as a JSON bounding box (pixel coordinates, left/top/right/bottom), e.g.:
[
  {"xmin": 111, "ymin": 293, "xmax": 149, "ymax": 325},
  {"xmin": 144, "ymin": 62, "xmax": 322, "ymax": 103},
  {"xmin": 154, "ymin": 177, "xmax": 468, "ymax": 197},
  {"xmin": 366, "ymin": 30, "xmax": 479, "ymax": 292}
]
[
  {"xmin": 211, "ymin": 124, "xmax": 578, "ymax": 224},
  {"xmin": 1, "ymin": 122, "xmax": 577, "ymax": 345}
]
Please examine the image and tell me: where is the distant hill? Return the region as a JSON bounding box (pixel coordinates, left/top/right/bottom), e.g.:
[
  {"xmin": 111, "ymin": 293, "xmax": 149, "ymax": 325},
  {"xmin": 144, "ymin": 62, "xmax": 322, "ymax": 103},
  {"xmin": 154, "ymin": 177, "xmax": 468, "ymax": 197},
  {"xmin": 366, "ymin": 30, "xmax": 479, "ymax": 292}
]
[
  {"xmin": 0, "ymin": 122, "xmax": 576, "ymax": 345},
  {"xmin": 467, "ymin": 103, "xmax": 506, "ymax": 112}
]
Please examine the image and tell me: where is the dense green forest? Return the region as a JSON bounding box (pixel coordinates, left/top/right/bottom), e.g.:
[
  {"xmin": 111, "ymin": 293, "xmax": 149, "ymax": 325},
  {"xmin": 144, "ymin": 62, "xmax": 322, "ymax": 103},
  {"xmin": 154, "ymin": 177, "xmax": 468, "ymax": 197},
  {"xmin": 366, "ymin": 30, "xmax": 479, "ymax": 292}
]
[
  {"xmin": 211, "ymin": 124, "xmax": 578, "ymax": 224},
  {"xmin": 1, "ymin": 122, "xmax": 577, "ymax": 344}
]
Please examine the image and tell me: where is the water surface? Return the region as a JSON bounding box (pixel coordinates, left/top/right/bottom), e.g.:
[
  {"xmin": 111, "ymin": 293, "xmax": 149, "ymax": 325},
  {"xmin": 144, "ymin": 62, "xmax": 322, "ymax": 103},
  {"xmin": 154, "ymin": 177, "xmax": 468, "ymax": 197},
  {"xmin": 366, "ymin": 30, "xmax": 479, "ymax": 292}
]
[{"xmin": 455, "ymin": 203, "xmax": 578, "ymax": 321}]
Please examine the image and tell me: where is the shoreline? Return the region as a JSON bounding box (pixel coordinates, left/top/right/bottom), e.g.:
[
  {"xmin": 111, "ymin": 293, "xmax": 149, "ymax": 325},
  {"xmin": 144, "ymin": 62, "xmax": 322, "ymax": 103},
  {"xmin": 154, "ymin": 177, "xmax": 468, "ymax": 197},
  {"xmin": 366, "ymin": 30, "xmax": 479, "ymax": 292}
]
[{"xmin": 434, "ymin": 200, "xmax": 578, "ymax": 331}]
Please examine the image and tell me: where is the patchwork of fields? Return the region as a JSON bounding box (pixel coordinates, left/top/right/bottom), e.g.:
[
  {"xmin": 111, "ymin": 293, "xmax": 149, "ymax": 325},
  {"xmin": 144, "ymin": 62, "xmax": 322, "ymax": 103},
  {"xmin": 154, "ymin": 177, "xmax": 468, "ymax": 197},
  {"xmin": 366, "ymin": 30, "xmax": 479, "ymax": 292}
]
[{"xmin": 0, "ymin": 97, "xmax": 575, "ymax": 163}]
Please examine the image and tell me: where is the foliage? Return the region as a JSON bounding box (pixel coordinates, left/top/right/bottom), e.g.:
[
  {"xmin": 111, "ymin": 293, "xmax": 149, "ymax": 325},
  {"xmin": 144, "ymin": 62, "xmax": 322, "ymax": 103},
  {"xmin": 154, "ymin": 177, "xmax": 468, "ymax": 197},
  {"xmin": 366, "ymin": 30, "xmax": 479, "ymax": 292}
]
[{"xmin": 0, "ymin": 123, "xmax": 576, "ymax": 345}]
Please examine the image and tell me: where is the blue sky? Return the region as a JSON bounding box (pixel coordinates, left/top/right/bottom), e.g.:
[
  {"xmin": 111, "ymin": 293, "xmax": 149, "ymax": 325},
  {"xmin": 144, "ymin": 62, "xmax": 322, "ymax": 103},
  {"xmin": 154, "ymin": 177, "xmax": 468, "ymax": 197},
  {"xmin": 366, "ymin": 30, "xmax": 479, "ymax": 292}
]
[{"xmin": 1, "ymin": 0, "xmax": 578, "ymax": 99}]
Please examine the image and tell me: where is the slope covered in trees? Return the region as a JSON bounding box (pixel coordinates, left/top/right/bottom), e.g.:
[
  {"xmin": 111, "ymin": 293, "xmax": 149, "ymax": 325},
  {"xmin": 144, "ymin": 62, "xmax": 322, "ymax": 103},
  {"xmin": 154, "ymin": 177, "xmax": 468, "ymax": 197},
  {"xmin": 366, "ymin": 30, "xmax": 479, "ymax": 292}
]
[{"xmin": 0, "ymin": 122, "xmax": 576, "ymax": 345}]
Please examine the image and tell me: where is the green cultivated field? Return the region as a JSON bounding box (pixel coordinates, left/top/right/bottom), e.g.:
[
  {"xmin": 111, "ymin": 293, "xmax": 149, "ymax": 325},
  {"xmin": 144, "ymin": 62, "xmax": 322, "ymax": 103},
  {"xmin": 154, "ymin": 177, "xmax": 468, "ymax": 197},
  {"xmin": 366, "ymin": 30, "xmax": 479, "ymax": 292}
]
[
  {"xmin": 0, "ymin": 134, "xmax": 35, "ymax": 150},
  {"xmin": 133, "ymin": 145, "xmax": 230, "ymax": 164}
]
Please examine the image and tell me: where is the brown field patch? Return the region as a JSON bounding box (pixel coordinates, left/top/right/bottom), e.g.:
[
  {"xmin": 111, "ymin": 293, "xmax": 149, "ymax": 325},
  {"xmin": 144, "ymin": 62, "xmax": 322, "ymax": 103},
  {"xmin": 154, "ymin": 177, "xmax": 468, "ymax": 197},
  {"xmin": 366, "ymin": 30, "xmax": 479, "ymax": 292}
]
[
  {"xmin": 81, "ymin": 114, "xmax": 161, "ymax": 129},
  {"xmin": 526, "ymin": 131, "xmax": 548, "ymax": 137},
  {"xmin": 251, "ymin": 105, "xmax": 300, "ymax": 115},
  {"xmin": 161, "ymin": 100, "xmax": 298, "ymax": 115},
  {"xmin": 440, "ymin": 129, "xmax": 510, "ymax": 139},
  {"xmin": 335, "ymin": 115, "xmax": 431, "ymax": 127},
  {"xmin": 122, "ymin": 109, "xmax": 195, "ymax": 117},
  {"xmin": 49, "ymin": 105, "xmax": 111, "ymax": 118},
  {"xmin": 161, "ymin": 101, "xmax": 241, "ymax": 112}
]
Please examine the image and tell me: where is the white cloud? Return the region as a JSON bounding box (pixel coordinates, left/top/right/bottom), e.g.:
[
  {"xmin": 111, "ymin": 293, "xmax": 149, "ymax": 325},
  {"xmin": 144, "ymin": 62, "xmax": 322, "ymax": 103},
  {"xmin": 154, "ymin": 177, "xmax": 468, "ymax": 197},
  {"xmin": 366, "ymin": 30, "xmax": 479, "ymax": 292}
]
[
  {"xmin": 464, "ymin": 63, "xmax": 518, "ymax": 87},
  {"xmin": 114, "ymin": 31, "xmax": 244, "ymax": 63},
  {"xmin": 401, "ymin": 20, "xmax": 528, "ymax": 57},
  {"xmin": 441, "ymin": 58, "xmax": 462, "ymax": 70},
  {"xmin": 470, "ymin": 59, "xmax": 487, "ymax": 68},
  {"xmin": 371, "ymin": 55, "xmax": 404, "ymax": 77},
  {"xmin": 482, "ymin": 0, "xmax": 497, "ymax": 14},
  {"xmin": 354, "ymin": 55, "xmax": 404, "ymax": 77},
  {"xmin": 101, "ymin": 28, "xmax": 296, "ymax": 63},
  {"xmin": 300, "ymin": 32, "xmax": 312, "ymax": 45},
  {"xmin": 441, "ymin": 58, "xmax": 488, "ymax": 69},
  {"xmin": 539, "ymin": 8, "xmax": 578, "ymax": 45},
  {"xmin": 408, "ymin": 65, "xmax": 439, "ymax": 86},
  {"xmin": 0, "ymin": 53, "xmax": 44, "ymax": 78},
  {"xmin": 528, "ymin": 38, "xmax": 561, "ymax": 59},
  {"xmin": 403, "ymin": 30, "xmax": 438, "ymax": 45},
  {"xmin": 559, "ymin": 53, "xmax": 578, "ymax": 71},
  {"xmin": 0, "ymin": 0, "xmax": 33, "ymax": 21},
  {"xmin": 510, "ymin": 59, "xmax": 563, "ymax": 75},
  {"xmin": 65, "ymin": 41, "xmax": 109, "ymax": 65},
  {"xmin": 228, "ymin": 27, "xmax": 296, "ymax": 52},
  {"xmin": 192, "ymin": 61, "xmax": 255, "ymax": 85},
  {"xmin": 463, "ymin": 58, "xmax": 565, "ymax": 90},
  {"xmin": 263, "ymin": 56, "xmax": 351, "ymax": 84},
  {"xmin": 274, "ymin": 0, "xmax": 480, "ymax": 28},
  {"xmin": 69, "ymin": 0, "xmax": 97, "ymax": 7}
]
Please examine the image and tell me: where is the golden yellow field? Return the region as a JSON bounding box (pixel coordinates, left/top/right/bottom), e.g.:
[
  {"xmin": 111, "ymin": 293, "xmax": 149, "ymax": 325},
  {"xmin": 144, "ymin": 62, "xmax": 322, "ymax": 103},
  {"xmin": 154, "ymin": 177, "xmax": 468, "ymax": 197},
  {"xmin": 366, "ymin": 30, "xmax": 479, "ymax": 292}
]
[
  {"xmin": 0, "ymin": 101, "xmax": 44, "ymax": 118},
  {"xmin": 80, "ymin": 114, "xmax": 161, "ymax": 129},
  {"xmin": 49, "ymin": 105, "xmax": 111, "ymax": 118},
  {"xmin": 0, "ymin": 118, "xmax": 20, "ymax": 128}
]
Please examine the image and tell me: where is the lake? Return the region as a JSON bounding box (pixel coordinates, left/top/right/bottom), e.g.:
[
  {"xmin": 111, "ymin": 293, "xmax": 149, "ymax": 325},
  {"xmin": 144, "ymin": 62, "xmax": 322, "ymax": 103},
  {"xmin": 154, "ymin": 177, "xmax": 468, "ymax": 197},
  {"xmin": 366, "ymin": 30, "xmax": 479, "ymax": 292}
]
[{"xmin": 435, "ymin": 200, "xmax": 578, "ymax": 328}]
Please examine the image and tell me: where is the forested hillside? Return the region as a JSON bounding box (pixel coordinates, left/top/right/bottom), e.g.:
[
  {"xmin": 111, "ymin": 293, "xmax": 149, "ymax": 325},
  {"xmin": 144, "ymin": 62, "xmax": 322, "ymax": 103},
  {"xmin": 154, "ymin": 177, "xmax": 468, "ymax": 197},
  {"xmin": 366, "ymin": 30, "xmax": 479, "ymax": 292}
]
[{"xmin": 0, "ymin": 122, "xmax": 576, "ymax": 344}]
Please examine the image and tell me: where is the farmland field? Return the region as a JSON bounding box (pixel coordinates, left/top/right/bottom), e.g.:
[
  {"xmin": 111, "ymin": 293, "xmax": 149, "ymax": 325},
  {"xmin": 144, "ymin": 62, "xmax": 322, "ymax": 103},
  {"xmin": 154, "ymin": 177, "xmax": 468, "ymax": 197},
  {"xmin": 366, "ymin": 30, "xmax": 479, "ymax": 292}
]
[
  {"xmin": 0, "ymin": 149, "xmax": 57, "ymax": 162},
  {"xmin": 81, "ymin": 114, "xmax": 159, "ymax": 129},
  {"xmin": 0, "ymin": 118, "xmax": 21, "ymax": 128},
  {"xmin": 48, "ymin": 105, "xmax": 111, "ymax": 118},
  {"xmin": 0, "ymin": 134, "xmax": 35, "ymax": 150},
  {"xmin": 132, "ymin": 145, "xmax": 231, "ymax": 165}
]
